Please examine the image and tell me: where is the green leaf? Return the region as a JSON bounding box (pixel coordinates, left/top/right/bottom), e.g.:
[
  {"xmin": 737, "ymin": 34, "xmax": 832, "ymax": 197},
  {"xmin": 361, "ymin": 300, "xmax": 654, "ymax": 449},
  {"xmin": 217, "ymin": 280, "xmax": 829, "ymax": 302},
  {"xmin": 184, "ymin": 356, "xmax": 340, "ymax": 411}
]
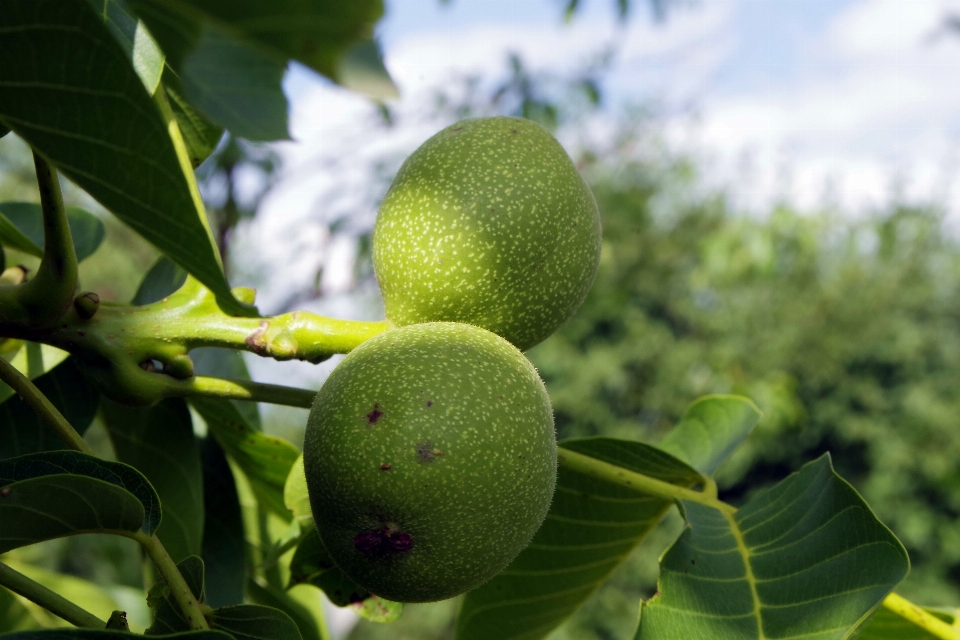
[
  {"xmin": 0, "ymin": 358, "xmax": 100, "ymax": 460},
  {"xmin": 212, "ymin": 605, "xmax": 303, "ymax": 640},
  {"xmin": 855, "ymin": 605, "xmax": 959, "ymax": 639},
  {"xmin": 0, "ymin": 203, "xmax": 106, "ymax": 262},
  {"xmin": 350, "ymin": 597, "xmax": 403, "ymax": 624},
  {"xmin": 89, "ymin": 0, "xmax": 166, "ymax": 94},
  {"xmin": 101, "ymin": 398, "xmax": 204, "ymax": 563},
  {"xmin": 177, "ymin": 28, "xmax": 289, "ymax": 142},
  {"xmin": 191, "ymin": 398, "xmax": 298, "ymax": 519},
  {"xmin": 0, "ymin": 343, "xmax": 71, "ymax": 406},
  {"xmin": 200, "ymin": 436, "xmax": 246, "ymax": 608},
  {"xmin": 129, "ymin": 0, "xmax": 393, "ymax": 99},
  {"xmin": 1, "ymin": 631, "xmax": 233, "ymax": 640},
  {"xmin": 0, "ymin": 212, "xmax": 42, "ymax": 258},
  {"xmin": 658, "ymin": 395, "xmax": 762, "ymax": 476},
  {"xmin": 0, "ymin": 0, "xmax": 251, "ymax": 316},
  {"xmin": 456, "ymin": 437, "xmax": 702, "ymax": 640},
  {"xmin": 133, "ymin": 256, "xmax": 188, "ymax": 306},
  {"xmin": 0, "ymin": 451, "xmax": 161, "ymax": 553},
  {"xmin": 636, "ymin": 454, "xmax": 910, "ymax": 640},
  {"xmin": 282, "ymin": 456, "xmax": 311, "ymax": 527},
  {"xmin": 0, "ymin": 586, "xmax": 37, "ymax": 632},
  {"xmin": 288, "ymin": 527, "xmax": 371, "ymax": 608}
]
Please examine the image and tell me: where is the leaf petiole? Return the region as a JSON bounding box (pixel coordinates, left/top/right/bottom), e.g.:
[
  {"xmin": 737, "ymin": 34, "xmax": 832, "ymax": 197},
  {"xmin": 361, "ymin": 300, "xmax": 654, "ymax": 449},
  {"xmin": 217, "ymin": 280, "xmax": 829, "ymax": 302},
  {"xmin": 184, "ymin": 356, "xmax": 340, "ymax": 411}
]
[
  {"xmin": 0, "ymin": 561, "xmax": 105, "ymax": 628},
  {"xmin": 882, "ymin": 592, "xmax": 960, "ymax": 640}
]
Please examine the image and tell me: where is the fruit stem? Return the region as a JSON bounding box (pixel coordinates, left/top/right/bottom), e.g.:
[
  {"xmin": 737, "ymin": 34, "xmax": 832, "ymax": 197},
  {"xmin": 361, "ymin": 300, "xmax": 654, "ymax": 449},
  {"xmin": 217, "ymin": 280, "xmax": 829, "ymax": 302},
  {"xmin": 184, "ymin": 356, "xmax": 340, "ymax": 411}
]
[
  {"xmin": 0, "ymin": 561, "xmax": 105, "ymax": 628},
  {"xmin": 556, "ymin": 447, "xmax": 737, "ymax": 515},
  {"xmin": 882, "ymin": 592, "xmax": 960, "ymax": 640},
  {"xmin": 0, "ymin": 152, "xmax": 78, "ymax": 328},
  {"xmin": 0, "ymin": 355, "xmax": 94, "ymax": 454}
]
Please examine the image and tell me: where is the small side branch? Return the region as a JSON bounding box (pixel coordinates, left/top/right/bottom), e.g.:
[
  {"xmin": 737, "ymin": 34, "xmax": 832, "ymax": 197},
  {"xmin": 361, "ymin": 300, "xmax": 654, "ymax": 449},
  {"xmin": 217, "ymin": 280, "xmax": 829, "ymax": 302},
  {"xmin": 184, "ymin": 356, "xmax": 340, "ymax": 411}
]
[
  {"xmin": 0, "ymin": 356, "xmax": 93, "ymax": 454},
  {"xmin": 164, "ymin": 376, "xmax": 316, "ymax": 408},
  {"xmin": 0, "ymin": 561, "xmax": 105, "ymax": 628},
  {"xmin": 0, "ymin": 153, "xmax": 78, "ymax": 327}
]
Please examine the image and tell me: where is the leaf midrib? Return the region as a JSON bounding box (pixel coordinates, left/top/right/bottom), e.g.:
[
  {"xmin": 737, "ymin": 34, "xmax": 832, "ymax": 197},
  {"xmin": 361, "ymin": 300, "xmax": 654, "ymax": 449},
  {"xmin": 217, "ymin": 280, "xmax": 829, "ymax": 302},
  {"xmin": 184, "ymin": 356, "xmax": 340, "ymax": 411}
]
[{"xmin": 721, "ymin": 507, "xmax": 768, "ymax": 640}]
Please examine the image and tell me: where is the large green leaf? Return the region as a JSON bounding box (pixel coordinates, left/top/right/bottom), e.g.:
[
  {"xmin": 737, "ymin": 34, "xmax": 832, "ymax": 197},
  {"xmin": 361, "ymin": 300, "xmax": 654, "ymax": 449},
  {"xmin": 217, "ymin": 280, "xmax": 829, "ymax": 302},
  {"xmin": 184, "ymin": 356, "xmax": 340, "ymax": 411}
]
[
  {"xmin": 456, "ymin": 437, "xmax": 703, "ymax": 640},
  {"xmin": 128, "ymin": 0, "xmax": 395, "ymax": 99},
  {"xmin": 199, "ymin": 436, "xmax": 246, "ymax": 608},
  {"xmin": 191, "ymin": 398, "xmax": 298, "ymax": 519},
  {"xmin": 658, "ymin": 395, "xmax": 761, "ymax": 476},
  {"xmin": 0, "ymin": 358, "xmax": 100, "ymax": 460},
  {"xmin": 176, "ymin": 28, "xmax": 289, "ymax": 142},
  {"xmin": 163, "ymin": 72, "xmax": 224, "ymax": 168},
  {"xmin": 88, "ymin": 0, "xmax": 166, "ymax": 94},
  {"xmin": 0, "ymin": 203, "xmax": 105, "ymax": 262},
  {"xmin": 855, "ymin": 605, "xmax": 958, "ymax": 639},
  {"xmin": 246, "ymin": 581, "xmax": 323, "ymax": 640},
  {"xmin": 0, "ymin": 452, "xmax": 161, "ymax": 553},
  {"xmin": 636, "ymin": 454, "xmax": 910, "ymax": 640},
  {"xmin": 101, "ymin": 397, "xmax": 204, "ymax": 563},
  {"xmin": 0, "ymin": 586, "xmax": 37, "ymax": 632},
  {"xmin": 0, "ymin": 0, "xmax": 251, "ymax": 316}
]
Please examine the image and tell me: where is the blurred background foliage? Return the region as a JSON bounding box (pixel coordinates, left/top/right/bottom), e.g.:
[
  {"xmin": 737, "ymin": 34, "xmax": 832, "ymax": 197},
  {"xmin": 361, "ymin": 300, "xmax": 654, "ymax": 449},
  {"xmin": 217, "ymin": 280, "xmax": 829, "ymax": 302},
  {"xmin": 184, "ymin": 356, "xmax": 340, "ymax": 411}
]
[{"xmin": 2, "ymin": 1, "xmax": 960, "ymax": 637}]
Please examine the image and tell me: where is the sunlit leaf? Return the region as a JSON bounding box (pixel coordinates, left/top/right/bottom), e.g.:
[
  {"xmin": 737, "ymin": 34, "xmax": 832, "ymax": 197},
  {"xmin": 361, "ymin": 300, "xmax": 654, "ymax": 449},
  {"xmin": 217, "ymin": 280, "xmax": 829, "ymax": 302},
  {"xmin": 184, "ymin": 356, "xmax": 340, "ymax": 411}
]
[
  {"xmin": 0, "ymin": 452, "xmax": 161, "ymax": 553},
  {"xmin": 658, "ymin": 395, "xmax": 761, "ymax": 476},
  {"xmin": 88, "ymin": 0, "xmax": 166, "ymax": 94},
  {"xmin": 636, "ymin": 455, "xmax": 910, "ymax": 640},
  {"xmin": 854, "ymin": 604, "xmax": 958, "ymax": 639},
  {"xmin": 336, "ymin": 40, "xmax": 399, "ymax": 101},
  {"xmin": 129, "ymin": 0, "xmax": 388, "ymax": 95},
  {"xmin": 0, "ymin": 0, "xmax": 252, "ymax": 316},
  {"xmin": 282, "ymin": 456, "xmax": 311, "ymax": 527},
  {"xmin": 163, "ymin": 71, "xmax": 224, "ymax": 168},
  {"xmin": 456, "ymin": 437, "xmax": 702, "ymax": 640},
  {"xmin": 101, "ymin": 398, "xmax": 203, "ymax": 562}
]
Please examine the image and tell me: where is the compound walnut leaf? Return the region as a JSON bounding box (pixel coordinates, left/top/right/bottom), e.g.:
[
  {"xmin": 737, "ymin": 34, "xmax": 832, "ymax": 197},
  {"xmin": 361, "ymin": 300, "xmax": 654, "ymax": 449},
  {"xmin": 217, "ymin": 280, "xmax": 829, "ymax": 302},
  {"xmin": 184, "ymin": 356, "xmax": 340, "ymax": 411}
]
[
  {"xmin": 636, "ymin": 454, "xmax": 909, "ymax": 640},
  {"xmin": 456, "ymin": 437, "xmax": 703, "ymax": 640},
  {"xmin": 0, "ymin": 0, "xmax": 253, "ymax": 317},
  {"xmin": 658, "ymin": 394, "xmax": 761, "ymax": 476},
  {"xmin": 101, "ymin": 397, "xmax": 204, "ymax": 563},
  {"xmin": 0, "ymin": 451, "xmax": 161, "ymax": 553}
]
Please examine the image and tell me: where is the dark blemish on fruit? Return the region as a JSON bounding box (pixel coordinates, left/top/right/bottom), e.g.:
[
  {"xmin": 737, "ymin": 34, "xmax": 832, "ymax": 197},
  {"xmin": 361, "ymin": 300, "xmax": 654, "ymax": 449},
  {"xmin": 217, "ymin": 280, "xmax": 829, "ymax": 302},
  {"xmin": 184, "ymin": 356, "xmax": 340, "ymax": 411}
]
[
  {"xmin": 452, "ymin": 126, "xmax": 464, "ymax": 132},
  {"xmin": 380, "ymin": 463, "xmax": 392, "ymax": 471},
  {"xmin": 353, "ymin": 524, "xmax": 414, "ymax": 556},
  {"xmin": 0, "ymin": 488, "xmax": 8, "ymax": 497},
  {"xmin": 511, "ymin": 129, "xmax": 518, "ymax": 134},
  {"xmin": 426, "ymin": 401, "xmax": 433, "ymax": 407},
  {"xmin": 417, "ymin": 441, "xmax": 438, "ymax": 463},
  {"xmin": 366, "ymin": 404, "xmax": 383, "ymax": 424},
  {"xmin": 691, "ymin": 560, "xmax": 695, "ymax": 565}
]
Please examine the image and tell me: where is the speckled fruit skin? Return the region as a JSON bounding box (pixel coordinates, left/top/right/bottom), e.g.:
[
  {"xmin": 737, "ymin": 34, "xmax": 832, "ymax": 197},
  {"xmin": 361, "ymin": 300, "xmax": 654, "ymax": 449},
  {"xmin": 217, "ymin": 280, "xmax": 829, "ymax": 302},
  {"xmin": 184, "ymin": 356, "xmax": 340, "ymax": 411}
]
[
  {"xmin": 373, "ymin": 116, "xmax": 601, "ymax": 351},
  {"xmin": 302, "ymin": 322, "xmax": 556, "ymax": 603}
]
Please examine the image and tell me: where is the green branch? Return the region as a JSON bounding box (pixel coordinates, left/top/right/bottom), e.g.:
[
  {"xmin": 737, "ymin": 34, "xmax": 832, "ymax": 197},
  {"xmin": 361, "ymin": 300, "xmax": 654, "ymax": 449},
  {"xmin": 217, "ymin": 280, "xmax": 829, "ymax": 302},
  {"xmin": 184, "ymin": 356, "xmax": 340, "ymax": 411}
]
[
  {"xmin": 556, "ymin": 446, "xmax": 736, "ymax": 514},
  {"xmin": 0, "ymin": 356, "xmax": 93, "ymax": 454},
  {"xmin": 882, "ymin": 593, "xmax": 960, "ymax": 640},
  {"xmin": 0, "ymin": 562, "xmax": 105, "ymax": 628},
  {"xmin": 0, "ymin": 153, "xmax": 78, "ymax": 327},
  {"xmin": 131, "ymin": 532, "xmax": 209, "ymax": 631}
]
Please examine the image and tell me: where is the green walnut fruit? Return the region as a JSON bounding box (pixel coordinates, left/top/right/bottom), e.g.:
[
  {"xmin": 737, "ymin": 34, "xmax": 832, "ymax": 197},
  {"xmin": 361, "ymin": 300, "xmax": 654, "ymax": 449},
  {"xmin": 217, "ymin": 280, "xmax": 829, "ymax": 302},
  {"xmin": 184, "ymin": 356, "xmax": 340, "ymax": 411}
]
[
  {"xmin": 303, "ymin": 322, "xmax": 556, "ymax": 602},
  {"xmin": 374, "ymin": 116, "xmax": 601, "ymax": 351}
]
